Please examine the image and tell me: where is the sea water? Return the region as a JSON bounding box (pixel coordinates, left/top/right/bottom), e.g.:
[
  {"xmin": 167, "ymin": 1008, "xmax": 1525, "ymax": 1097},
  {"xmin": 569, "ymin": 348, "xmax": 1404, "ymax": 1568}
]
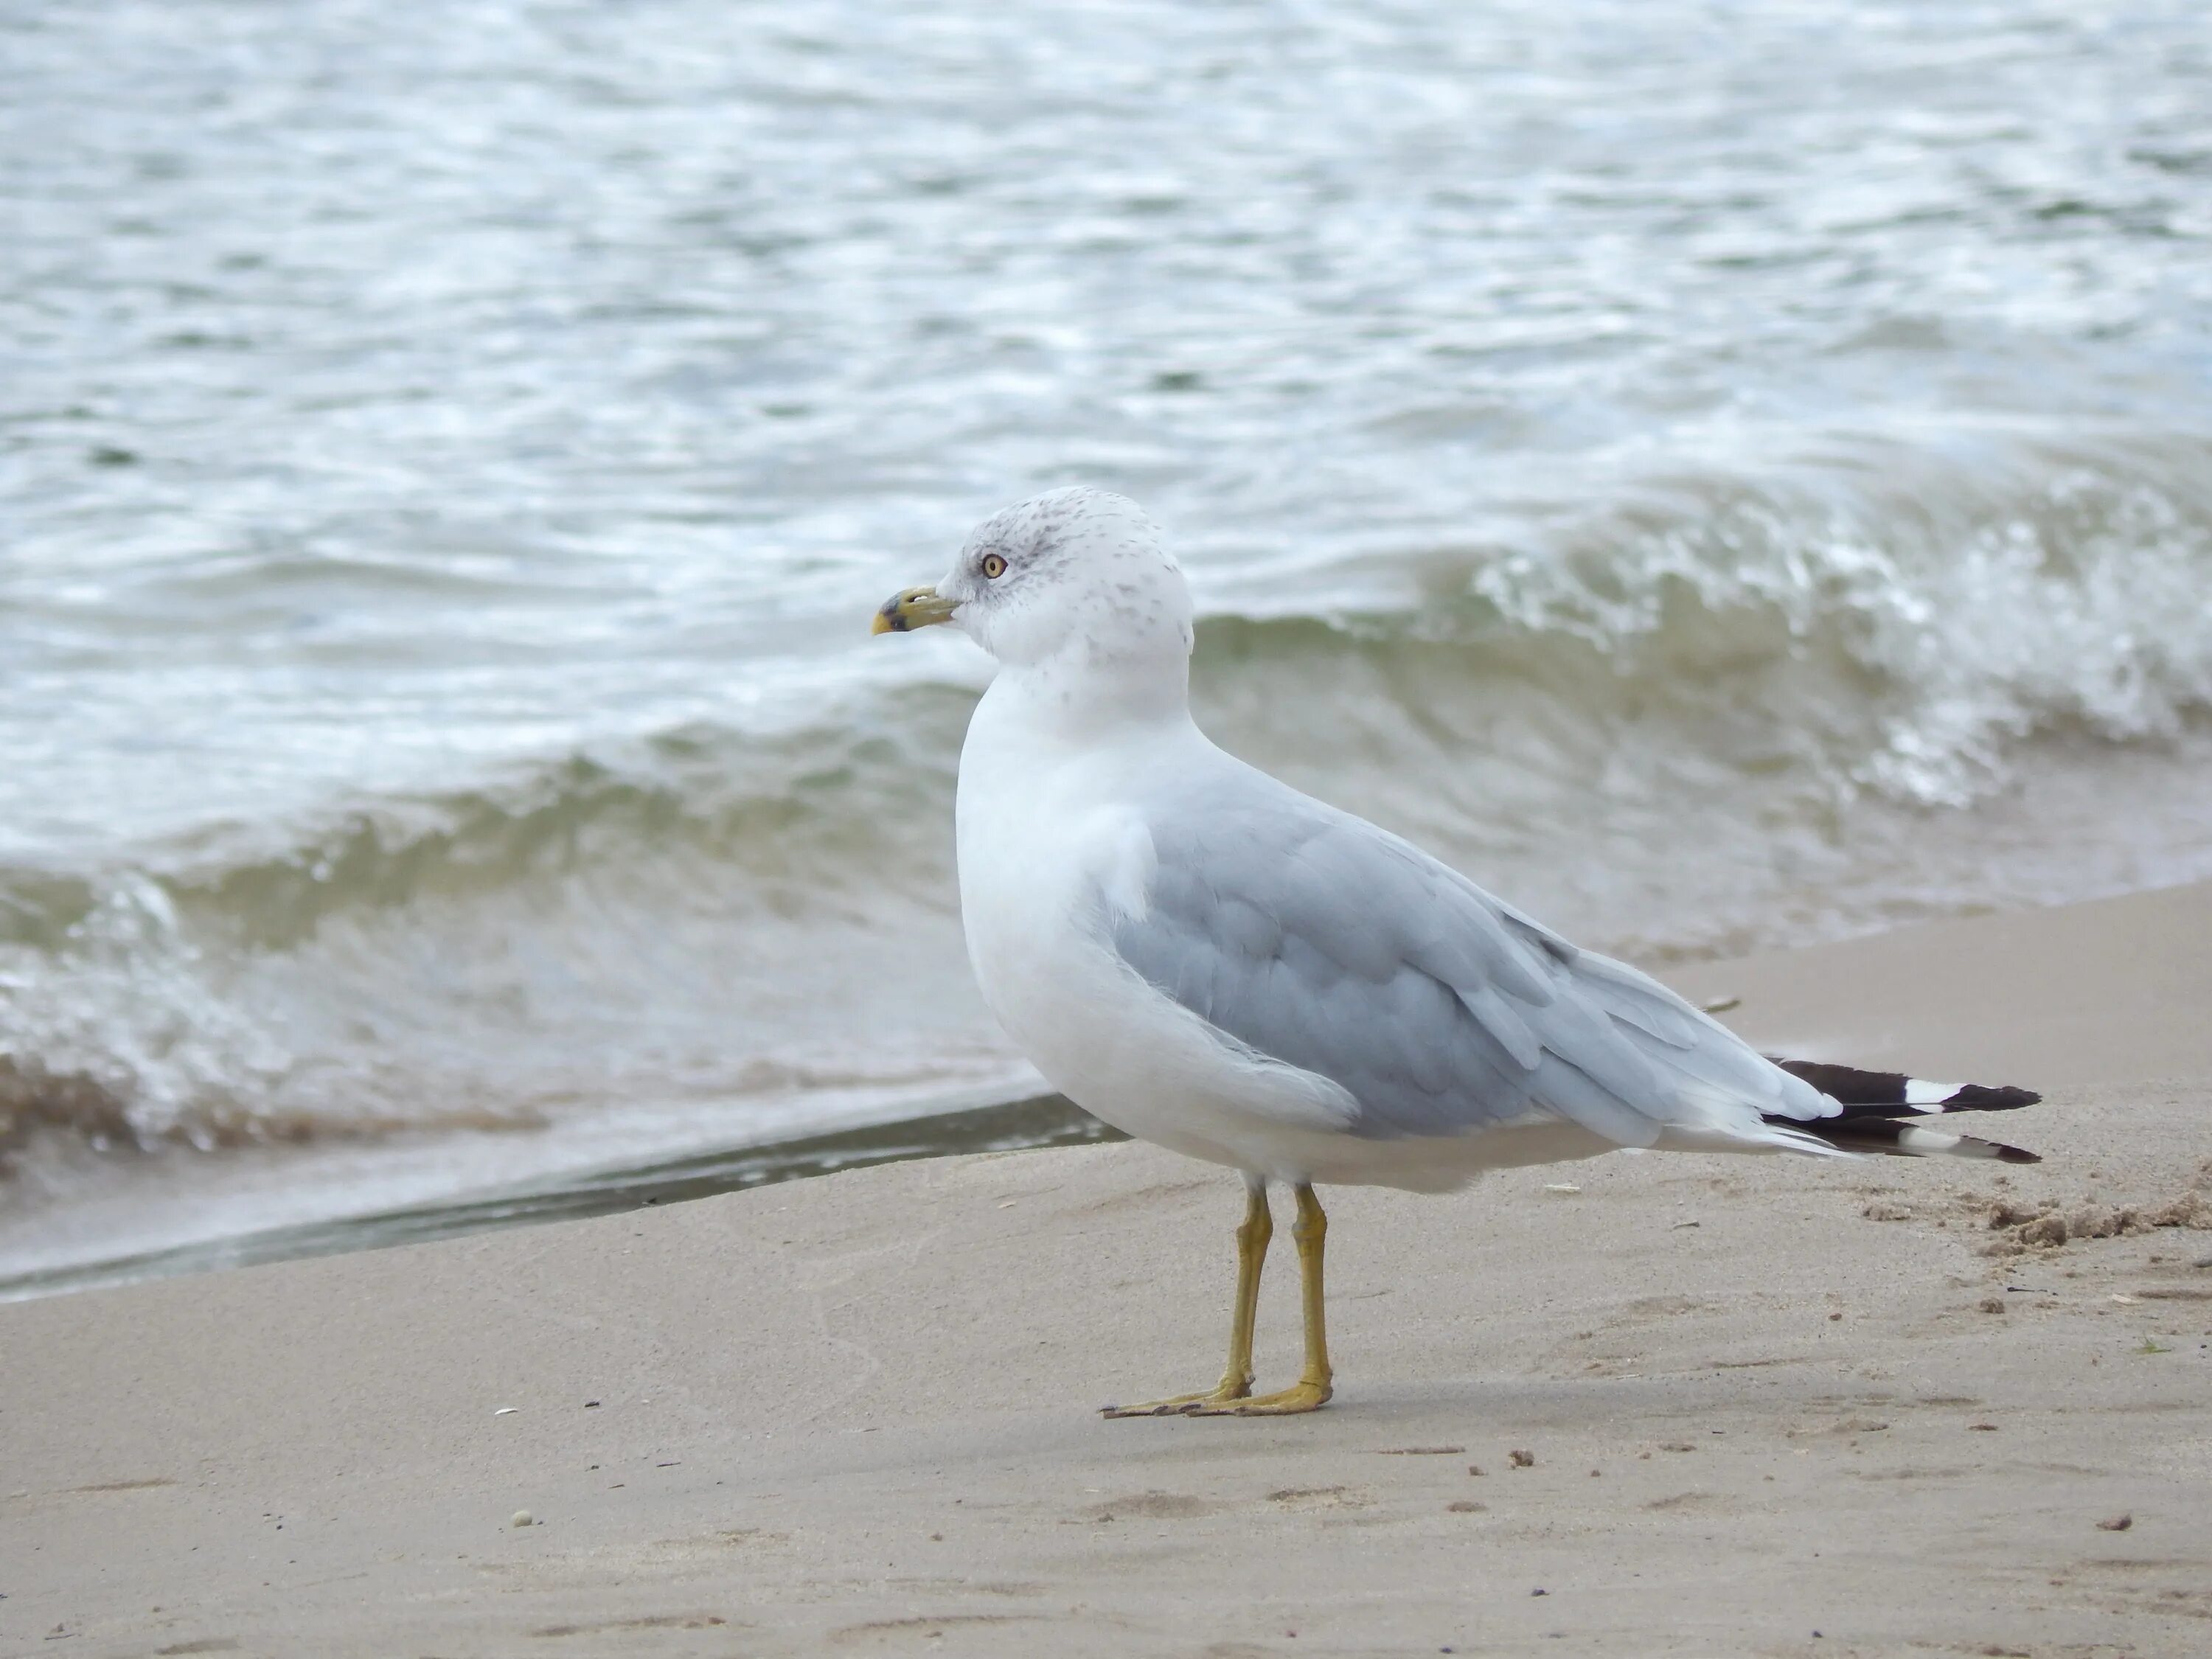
[{"xmin": 4, "ymin": 1, "xmax": 2211, "ymax": 1288}]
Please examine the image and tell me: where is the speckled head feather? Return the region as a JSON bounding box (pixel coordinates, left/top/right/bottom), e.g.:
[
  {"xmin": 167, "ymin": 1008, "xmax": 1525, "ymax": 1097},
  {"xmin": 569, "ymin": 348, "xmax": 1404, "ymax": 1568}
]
[{"xmin": 940, "ymin": 487, "xmax": 1194, "ymax": 675}]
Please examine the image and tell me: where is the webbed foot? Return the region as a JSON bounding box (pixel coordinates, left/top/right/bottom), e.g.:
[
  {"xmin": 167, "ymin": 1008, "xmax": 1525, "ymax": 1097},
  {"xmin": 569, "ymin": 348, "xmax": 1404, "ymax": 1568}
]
[
  {"xmin": 1100, "ymin": 1379, "xmax": 1251, "ymax": 1417},
  {"xmin": 1186, "ymin": 1379, "xmax": 1331, "ymax": 1416}
]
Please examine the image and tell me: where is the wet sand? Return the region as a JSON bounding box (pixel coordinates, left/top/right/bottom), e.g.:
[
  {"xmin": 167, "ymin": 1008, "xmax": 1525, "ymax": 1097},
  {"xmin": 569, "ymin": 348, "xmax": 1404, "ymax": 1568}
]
[{"xmin": 4, "ymin": 883, "xmax": 2211, "ymax": 1658}]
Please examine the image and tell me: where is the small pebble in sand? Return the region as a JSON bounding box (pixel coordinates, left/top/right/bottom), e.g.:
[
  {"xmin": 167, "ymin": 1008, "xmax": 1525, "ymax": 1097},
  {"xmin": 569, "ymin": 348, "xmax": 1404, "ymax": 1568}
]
[
  {"xmin": 1447, "ymin": 1500, "xmax": 1485, "ymax": 1513},
  {"xmin": 1509, "ymin": 1450, "xmax": 1535, "ymax": 1468},
  {"xmin": 1829, "ymin": 1311, "xmax": 1843, "ymax": 1321},
  {"xmin": 1978, "ymin": 1298, "xmax": 2007, "ymax": 1314},
  {"xmin": 510, "ymin": 1510, "xmax": 533, "ymax": 1528},
  {"xmin": 2096, "ymin": 1513, "xmax": 2132, "ymax": 1531},
  {"xmin": 1467, "ymin": 1464, "xmax": 1484, "ymax": 1476},
  {"xmin": 1969, "ymin": 1423, "xmax": 1998, "ymax": 1432}
]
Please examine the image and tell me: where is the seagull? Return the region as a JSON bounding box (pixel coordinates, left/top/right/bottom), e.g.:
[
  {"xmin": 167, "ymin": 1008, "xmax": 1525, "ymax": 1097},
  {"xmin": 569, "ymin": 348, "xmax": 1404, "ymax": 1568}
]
[{"xmin": 873, "ymin": 487, "xmax": 2042, "ymax": 1416}]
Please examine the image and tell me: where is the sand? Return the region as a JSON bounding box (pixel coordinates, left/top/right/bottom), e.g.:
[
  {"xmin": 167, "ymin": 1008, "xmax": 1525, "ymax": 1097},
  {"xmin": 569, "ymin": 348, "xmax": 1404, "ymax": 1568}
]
[{"xmin": 5, "ymin": 883, "xmax": 2211, "ymax": 1658}]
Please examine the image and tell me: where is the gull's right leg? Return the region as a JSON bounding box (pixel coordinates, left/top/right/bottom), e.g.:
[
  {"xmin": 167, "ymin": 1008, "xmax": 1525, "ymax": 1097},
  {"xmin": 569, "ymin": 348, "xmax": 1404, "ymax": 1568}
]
[
  {"xmin": 1190, "ymin": 1182, "xmax": 1332, "ymax": 1414},
  {"xmin": 1101, "ymin": 1177, "xmax": 1271, "ymax": 1416}
]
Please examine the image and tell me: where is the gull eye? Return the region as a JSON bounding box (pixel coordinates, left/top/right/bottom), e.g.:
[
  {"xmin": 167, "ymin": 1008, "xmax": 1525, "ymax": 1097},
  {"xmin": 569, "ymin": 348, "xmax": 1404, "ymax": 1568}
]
[{"xmin": 980, "ymin": 552, "xmax": 1007, "ymax": 580}]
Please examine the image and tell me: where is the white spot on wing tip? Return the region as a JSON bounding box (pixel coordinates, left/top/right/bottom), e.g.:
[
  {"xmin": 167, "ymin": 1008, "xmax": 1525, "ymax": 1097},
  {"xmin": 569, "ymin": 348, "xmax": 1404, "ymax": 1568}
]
[
  {"xmin": 1896, "ymin": 1124, "xmax": 1965, "ymax": 1155},
  {"xmin": 1904, "ymin": 1078, "xmax": 1961, "ymax": 1109}
]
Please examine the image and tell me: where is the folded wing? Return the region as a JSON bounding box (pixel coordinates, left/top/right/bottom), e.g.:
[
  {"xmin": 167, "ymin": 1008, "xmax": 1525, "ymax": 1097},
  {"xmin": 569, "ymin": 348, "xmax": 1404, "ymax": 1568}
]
[{"xmin": 1108, "ymin": 766, "xmax": 1842, "ymax": 1154}]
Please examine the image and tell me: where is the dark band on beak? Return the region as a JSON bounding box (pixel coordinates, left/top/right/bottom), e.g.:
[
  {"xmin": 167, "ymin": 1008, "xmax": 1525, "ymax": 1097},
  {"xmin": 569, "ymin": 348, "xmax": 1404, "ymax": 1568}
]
[{"xmin": 872, "ymin": 585, "xmax": 959, "ymax": 635}]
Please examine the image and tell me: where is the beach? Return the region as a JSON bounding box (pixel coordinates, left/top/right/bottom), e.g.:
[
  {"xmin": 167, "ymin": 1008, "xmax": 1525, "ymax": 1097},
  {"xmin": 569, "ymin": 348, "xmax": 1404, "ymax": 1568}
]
[{"xmin": 5, "ymin": 881, "xmax": 2209, "ymax": 1658}]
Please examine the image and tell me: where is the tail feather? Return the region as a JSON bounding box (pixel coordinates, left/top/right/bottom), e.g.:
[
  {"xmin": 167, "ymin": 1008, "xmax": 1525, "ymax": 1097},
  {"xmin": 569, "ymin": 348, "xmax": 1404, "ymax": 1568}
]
[{"xmin": 1761, "ymin": 1057, "xmax": 2043, "ymax": 1164}]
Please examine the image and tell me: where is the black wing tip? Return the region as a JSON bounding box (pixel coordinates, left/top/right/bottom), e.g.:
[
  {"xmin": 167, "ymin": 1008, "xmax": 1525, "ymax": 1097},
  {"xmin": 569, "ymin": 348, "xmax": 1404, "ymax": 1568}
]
[
  {"xmin": 1769, "ymin": 1058, "xmax": 2042, "ymax": 1116},
  {"xmin": 1942, "ymin": 1083, "xmax": 2041, "ymax": 1112},
  {"xmin": 1773, "ymin": 1113, "xmax": 2044, "ymax": 1164}
]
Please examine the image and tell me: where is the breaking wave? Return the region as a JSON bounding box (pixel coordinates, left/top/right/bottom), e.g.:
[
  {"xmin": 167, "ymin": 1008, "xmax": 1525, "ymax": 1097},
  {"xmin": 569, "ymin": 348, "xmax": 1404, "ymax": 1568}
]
[{"xmin": 6, "ymin": 434, "xmax": 2212, "ymax": 1161}]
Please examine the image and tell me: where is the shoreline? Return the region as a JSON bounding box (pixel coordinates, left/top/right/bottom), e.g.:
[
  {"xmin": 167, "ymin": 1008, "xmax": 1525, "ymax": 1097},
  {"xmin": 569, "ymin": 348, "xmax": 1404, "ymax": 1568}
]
[
  {"xmin": 0, "ymin": 1090, "xmax": 1121, "ymax": 1305},
  {"xmin": 17, "ymin": 869, "xmax": 2209, "ymax": 1308},
  {"xmin": 4, "ymin": 882, "xmax": 2211, "ymax": 1655}
]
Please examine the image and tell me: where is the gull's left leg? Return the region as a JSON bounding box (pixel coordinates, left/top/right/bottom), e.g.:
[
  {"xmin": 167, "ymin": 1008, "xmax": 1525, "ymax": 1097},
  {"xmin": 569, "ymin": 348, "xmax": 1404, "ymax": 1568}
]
[
  {"xmin": 1192, "ymin": 1182, "xmax": 1332, "ymax": 1415},
  {"xmin": 1102, "ymin": 1177, "xmax": 1272, "ymax": 1416}
]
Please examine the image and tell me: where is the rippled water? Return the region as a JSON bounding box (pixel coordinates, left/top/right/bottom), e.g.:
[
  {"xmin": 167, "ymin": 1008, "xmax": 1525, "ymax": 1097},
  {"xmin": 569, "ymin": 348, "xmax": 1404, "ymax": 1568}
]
[{"xmin": 5, "ymin": 1, "xmax": 2211, "ymax": 1281}]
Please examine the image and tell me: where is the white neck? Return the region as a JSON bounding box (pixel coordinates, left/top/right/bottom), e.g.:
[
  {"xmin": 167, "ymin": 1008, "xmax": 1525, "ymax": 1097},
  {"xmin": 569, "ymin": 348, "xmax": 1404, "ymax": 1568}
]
[{"xmin": 980, "ymin": 634, "xmax": 1194, "ymax": 746}]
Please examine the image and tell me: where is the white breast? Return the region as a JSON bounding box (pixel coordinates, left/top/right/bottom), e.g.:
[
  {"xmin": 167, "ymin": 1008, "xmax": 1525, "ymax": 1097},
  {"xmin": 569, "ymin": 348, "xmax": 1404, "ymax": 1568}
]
[{"xmin": 953, "ymin": 679, "xmax": 1408, "ymax": 1180}]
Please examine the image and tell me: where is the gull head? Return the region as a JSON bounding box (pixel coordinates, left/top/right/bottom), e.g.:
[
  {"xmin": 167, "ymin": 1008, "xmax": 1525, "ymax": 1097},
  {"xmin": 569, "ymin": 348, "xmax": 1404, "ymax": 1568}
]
[{"xmin": 873, "ymin": 487, "xmax": 1194, "ymax": 676}]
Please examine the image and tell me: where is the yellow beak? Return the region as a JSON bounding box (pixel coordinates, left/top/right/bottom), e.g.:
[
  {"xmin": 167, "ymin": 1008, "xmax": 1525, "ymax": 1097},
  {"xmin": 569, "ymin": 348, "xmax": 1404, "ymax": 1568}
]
[{"xmin": 872, "ymin": 585, "xmax": 959, "ymax": 634}]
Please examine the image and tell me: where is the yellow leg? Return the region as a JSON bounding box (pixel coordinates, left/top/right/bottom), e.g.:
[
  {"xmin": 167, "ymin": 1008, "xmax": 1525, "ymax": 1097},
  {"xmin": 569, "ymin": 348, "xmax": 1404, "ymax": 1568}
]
[
  {"xmin": 1102, "ymin": 1182, "xmax": 1272, "ymax": 1416},
  {"xmin": 1191, "ymin": 1183, "xmax": 1332, "ymax": 1415}
]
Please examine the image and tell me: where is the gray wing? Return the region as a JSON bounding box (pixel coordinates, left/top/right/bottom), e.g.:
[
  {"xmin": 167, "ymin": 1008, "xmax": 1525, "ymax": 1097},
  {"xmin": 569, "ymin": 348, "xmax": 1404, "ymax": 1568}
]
[{"xmin": 1110, "ymin": 767, "xmax": 1834, "ymax": 1146}]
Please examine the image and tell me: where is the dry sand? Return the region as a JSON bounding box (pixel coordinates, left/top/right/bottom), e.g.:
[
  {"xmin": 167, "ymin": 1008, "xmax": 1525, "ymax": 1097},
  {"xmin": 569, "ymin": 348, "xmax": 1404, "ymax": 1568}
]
[{"xmin": 4, "ymin": 883, "xmax": 2211, "ymax": 1658}]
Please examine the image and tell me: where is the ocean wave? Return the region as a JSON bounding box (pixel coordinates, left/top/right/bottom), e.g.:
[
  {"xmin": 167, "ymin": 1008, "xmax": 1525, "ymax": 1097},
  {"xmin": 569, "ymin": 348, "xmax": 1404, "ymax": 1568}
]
[
  {"xmin": 3, "ymin": 689, "xmax": 974, "ymax": 949},
  {"xmin": 0, "ymin": 699, "xmax": 991, "ymax": 1159},
  {"xmin": 1199, "ymin": 428, "xmax": 2212, "ymax": 810},
  {"xmin": 12, "ymin": 434, "xmax": 2206, "ymax": 952},
  {"xmin": 6, "ymin": 433, "xmax": 2212, "ymax": 1164}
]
